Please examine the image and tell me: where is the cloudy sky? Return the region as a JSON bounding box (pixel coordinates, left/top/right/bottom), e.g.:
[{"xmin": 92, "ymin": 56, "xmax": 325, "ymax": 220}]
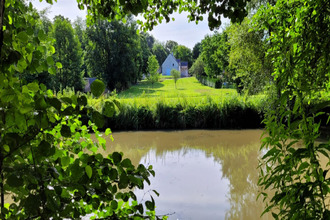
[{"xmin": 30, "ymin": 0, "xmax": 228, "ymax": 49}]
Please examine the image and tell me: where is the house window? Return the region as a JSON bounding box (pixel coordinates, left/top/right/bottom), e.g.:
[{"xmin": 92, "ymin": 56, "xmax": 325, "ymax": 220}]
[{"xmin": 172, "ymin": 63, "xmax": 174, "ymax": 66}]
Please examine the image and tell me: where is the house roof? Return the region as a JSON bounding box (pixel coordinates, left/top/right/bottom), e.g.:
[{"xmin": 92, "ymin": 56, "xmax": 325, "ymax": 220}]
[{"xmin": 180, "ymin": 61, "xmax": 188, "ymax": 67}]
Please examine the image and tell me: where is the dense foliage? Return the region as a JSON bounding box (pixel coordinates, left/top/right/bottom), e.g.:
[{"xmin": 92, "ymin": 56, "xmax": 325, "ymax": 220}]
[
  {"xmin": 255, "ymin": 0, "xmax": 330, "ymax": 219},
  {"xmin": 147, "ymin": 55, "xmax": 160, "ymax": 88},
  {"xmin": 173, "ymin": 45, "xmax": 193, "ymax": 68},
  {"xmin": 52, "ymin": 15, "xmax": 84, "ymax": 91},
  {"xmin": 201, "ymin": 32, "xmax": 230, "ymax": 81},
  {"xmin": 85, "ymin": 17, "xmax": 144, "ymax": 91}
]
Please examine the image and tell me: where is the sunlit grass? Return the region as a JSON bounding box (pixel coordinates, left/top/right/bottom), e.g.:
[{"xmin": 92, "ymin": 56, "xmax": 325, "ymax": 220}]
[{"xmin": 118, "ymin": 76, "xmax": 237, "ymax": 99}]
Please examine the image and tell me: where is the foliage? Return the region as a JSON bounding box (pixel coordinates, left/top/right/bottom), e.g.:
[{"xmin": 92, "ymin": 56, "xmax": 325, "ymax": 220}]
[
  {"xmin": 170, "ymin": 69, "xmax": 180, "ymax": 89},
  {"xmin": 227, "ymin": 17, "xmax": 272, "ymax": 95},
  {"xmin": 76, "ymin": 0, "xmax": 250, "ymax": 31},
  {"xmin": 192, "ymin": 42, "xmax": 202, "ymax": 60},
  {"xmin": 90, "ymin": 79, "xmax": 106, "ymax": 97},
  {"xmin": 0, "ymin": 0, "xmax": 162, "ymax": 219},
  {"xmin": 165, "ymin": 40, "xmax": 178, "ymax": 53},
  {"xmin": 85, "ymin": 17, "xmax": 143, "ymax": 91},
  {"xmin": 147, "ymin": 55, "xmax": 160, "ymax": 88},
  {"xmin": 189, "ymin": 56, "xmax": 205, "ymax": 77},
  {"xmin": 107, "ymin": 95, "xmax": 265, "ymax": 130},
  {"xmin": 173, "ymin": 45, "xmax": 193, "ymax": 68},
  {"xmin": 201, "ymin": 31, "xmax": 230, "ymax": 80},
  {"xmin": 52, "ymin": 15, "xmax": 84, "ymax": 91},
  {"xmin": 152, "ymin": 43, "xmax": 168, "ymax": 67},
  {"xmin": 196, "ymin": 75, "xmax": 223, "ymax": 89},
  {"xmin": 256, "ymin": 0, "xmax": 330, "ymax": 219}
]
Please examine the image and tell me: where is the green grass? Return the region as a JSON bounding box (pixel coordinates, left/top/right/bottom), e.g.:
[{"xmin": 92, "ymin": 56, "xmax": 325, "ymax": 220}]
[{"xmin": 118, "ymin": 77, "xmax": 236, "ymax": 98}]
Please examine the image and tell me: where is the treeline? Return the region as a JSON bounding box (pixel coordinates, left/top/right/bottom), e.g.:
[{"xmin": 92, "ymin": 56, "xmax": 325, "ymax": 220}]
[
  {"xmin": 24, "ymin": 11, "xmax": 195, "ymax": 92},
  {"xmin": 189, "ymin": 3, "xmax": 273, "ymax": 95}
]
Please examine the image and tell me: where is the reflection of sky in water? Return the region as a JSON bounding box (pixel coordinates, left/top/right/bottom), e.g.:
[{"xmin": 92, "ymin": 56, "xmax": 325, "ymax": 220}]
[{"xmin": 135, "ymin": 148, "xmax": 230, "ymax": 220}]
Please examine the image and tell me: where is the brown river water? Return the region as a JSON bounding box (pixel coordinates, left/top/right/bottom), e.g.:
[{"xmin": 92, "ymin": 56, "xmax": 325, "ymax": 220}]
[{"xmin": 99, "ymin": 129, "xmax": 273, "ymax": 220}]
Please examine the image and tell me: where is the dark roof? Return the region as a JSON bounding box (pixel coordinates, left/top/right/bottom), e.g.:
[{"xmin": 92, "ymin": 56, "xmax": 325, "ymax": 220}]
[
  {"xmin": 180, "ymin": 61, "xmax": 188, "ymax": 66},
  {"xmin": 176, "ymin": 59, "xmax": 181, "ymax": 63}
]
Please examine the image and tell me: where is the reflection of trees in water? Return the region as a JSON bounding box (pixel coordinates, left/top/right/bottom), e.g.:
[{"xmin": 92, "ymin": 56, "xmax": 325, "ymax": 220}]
[{"xmin": 95, "ymin": 130, "xmax": 270, "ymax": 219}]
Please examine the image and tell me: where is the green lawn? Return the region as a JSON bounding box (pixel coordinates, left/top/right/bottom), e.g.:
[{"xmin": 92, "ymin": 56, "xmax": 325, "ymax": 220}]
[{"xmin": 118, "ymin": 77, "xmax": 237, "ymax": 99}]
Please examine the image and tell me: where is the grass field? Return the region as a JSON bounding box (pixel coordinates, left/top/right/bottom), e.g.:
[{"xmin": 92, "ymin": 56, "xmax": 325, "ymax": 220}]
[
  {"xmin": 118, "ymin": 77, "xmax": 236, "ymax": 99},
  {"xmin": 115, "ymin": 77, "xmax": 246, "ymax": 107}
]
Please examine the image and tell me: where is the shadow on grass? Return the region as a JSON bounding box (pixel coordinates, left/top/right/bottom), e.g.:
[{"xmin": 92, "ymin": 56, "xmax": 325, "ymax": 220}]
[{"xmin": 118, "ymin": 81, "xmax": 164, "ymax": 98}]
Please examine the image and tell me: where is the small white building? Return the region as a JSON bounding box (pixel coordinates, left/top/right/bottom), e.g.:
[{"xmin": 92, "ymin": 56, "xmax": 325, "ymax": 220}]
[{"xmin": 161, "ymin": 53, "xmax": 189, "ymax": 77}]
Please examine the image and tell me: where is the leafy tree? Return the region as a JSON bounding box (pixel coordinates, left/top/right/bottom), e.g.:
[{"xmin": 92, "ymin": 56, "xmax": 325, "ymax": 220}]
[
  {"xmin": 165, "ymin": 40, "xmax": 178, "ymax": 53},
  {"xmin": 173, "ymin": 45, "xmax": 193, "ymax": 68},
  {"xmin": 201, "ymin": 31, "xmax": 230, "ymax": 80},
  {"xmin": 171, "ymin": 69, "xmax": 181, "ymax": 89},
  {"xmin": 86, "ymin": 17, "xmax": 143, "ymax": 91},
  {"xmin": 147, "ymin": 55, "xmax": 160, "ymax": 88},
  {"xmin": 0, "ymin": 1, "xmax": 158, "ymax": 219},
  {"xmin": 139, "ymin": 32, "xmax": 152, "ymax": 76},
  {"xmin": 52, "ymin": 15, "xmax": 84, "ymax": 91},
  {"xmin": 189, "ymin": 56, "xmax": 205, "ymax": 77},
  {"xmin": 73, "ymin": 17, "xmax": 88, "ymax": 77},
  {"xmin": 192, "ymin": 42, "xmax": 202, "ymax": 60},
  {"xmin": 152, "ymin": 42, "xmax": 168, "ymax": 67},
  {"xmin": 227, "ymin": 18, "xmax": 272, "ymax": 94},
  {"xmin": 141, "ymin": 32, "xmax": 155, "ymax": 51},
  {"xmin": 255, "ymin": 0, "xmax": 330, "ymax": 219}
]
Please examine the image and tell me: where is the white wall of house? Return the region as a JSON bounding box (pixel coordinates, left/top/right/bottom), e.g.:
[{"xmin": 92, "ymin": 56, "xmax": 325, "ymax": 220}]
[{"xmin": 161, "ymin": 53, "xmax": 179, "ymax": 76}]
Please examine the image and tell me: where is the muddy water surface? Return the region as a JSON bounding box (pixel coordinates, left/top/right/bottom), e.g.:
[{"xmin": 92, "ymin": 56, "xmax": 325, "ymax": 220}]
[{"xmin": 100, "ymin": 130, "xmax": 272, "ymax": 220}]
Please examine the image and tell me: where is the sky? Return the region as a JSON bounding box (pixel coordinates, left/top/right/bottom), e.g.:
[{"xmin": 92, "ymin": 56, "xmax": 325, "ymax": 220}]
[{"xmin": 30, "ymin": 0, "xmax": 229, "ymax": 49}]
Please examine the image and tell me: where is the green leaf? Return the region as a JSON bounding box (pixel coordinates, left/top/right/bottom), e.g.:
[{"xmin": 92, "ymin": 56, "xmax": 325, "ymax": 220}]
[
  {"xmin": 17, "ymin": 31, "xmax": 29, "ymax": 43},
  {"xmin": 61, "ymin": 156, "xmax": 70, "ymax": 167},
  {"xmin": 38, "ymin": 30, "xmax": 47, "ymax": 41},
  {"xmin": 103, "ymin": 101, "xmax": 115, "ymax": 117},
  {"xmin": 298, "ymin": 162, "xmax": 309, "ymax": 172},
  {"xmin": 48, "ymin": 97, "xmax": 61, "ymax": 111},
  {"xmin": 7, "ymin": 174, "xmax": 23, "ymax": 187},
  {"xmin": 85, "ymin": 165, "xmax": 92, "ymax": 179},
  {"xmin": 92, "ymin": 111, "xmax": 105, "ymax": 128},
  {"xmin": 111, "ymin": 200, "xmax": 118, "ymax": 210},
  {"xmin": 109, "ymin": 168, "xmax": 118, "ymax": 180},
  {"xmin": 121, "ymin": 158, "xmax": 132, "ymax": 168},
  {"xmin": 60, "ymin": 125, "xmax": 71, "ymax": 138},
  {"xmin": 56, "ymin": 62, "xmax": 63, "ymax": 69},
  {"xmin": 27, "ymin": 82, "xmax": 39, "ymax": 92},
  {"xmin": 77, "ymin": 95, "xmax": 87, "ymax": 106},
  {"xmin": 112, "ymin": 152, "xmax": 122, "ymax": 164},
  {"xmin": 90, "ymin": 79, "xmax": 105, "ymax": 98}
]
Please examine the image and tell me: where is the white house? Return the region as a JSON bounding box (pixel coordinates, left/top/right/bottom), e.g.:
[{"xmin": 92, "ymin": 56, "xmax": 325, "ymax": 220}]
[{"xmin": 161, "ymin": 53, "xmax": 189, "ymax": 77}]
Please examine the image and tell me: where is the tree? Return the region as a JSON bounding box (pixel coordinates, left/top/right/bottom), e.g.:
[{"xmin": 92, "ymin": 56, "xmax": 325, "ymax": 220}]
[
  {"xmin": 173, "ymin": 45, "xmax": 193, "ymax": 68},
  {"xmin": 201, "ymin": 32, "xmax": 230, "ymax": 80},
  {"xmin": 152, "ymin": 42, "xmax": 168, "ymax": 67},
  {"xmin": 139, "ymin": 32, "xmax": 152, "ymax": 76},
  {"xmin": 0, "ymin": 1, "xmax": 158, "ymax": 219},
  {"xmin": 165, "ymin": 40, "xmax": 178, "ymax": 53},
  {"xmin": 226, "ymin": 18, "xmax": 272, "ymax": 94},
  {"xmin": 86, "ymin": 17, "xmax": 143, "ymax": 91},
  {"xmin": 255, "ymin": 0, "xmax": 330, "ymax": 219},
  {"xmin": 171, "ymin": 69, "xmax": 181, "ymax": 89},
  {"xmin": 192, "ymin": 42, "xmax": 202, "ymax": 60},
  {"xmin": 147, "ymin": 55, "xmax": 160, "ymax": 88},
  {"xmin": 189, "ymin": 56, "xmax": 205, "ymax": 77},
  {"xmin": 73, "ymin": 17, "xmax": 89, "ymax": 77},
  {"xmin": 52, "ymin": 15, "xmax": 84, "ymax": 91}
]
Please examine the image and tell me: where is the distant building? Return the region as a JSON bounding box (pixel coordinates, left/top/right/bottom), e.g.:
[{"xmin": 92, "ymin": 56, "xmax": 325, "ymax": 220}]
[{"xmin": 161, "ymin": 53, "xmax": 189, "ymax": 77}]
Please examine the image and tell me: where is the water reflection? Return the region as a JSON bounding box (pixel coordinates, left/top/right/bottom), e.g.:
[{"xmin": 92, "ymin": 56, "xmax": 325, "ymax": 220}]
[{"xmin": 99, "ymin": 130, "xmax": 271, "ymax": 220}]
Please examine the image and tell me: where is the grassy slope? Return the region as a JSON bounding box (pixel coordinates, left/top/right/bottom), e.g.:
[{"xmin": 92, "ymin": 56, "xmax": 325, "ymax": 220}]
[{"xmin": 117, "ymin": 77, "xmax": 241, "ymax": 106}]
